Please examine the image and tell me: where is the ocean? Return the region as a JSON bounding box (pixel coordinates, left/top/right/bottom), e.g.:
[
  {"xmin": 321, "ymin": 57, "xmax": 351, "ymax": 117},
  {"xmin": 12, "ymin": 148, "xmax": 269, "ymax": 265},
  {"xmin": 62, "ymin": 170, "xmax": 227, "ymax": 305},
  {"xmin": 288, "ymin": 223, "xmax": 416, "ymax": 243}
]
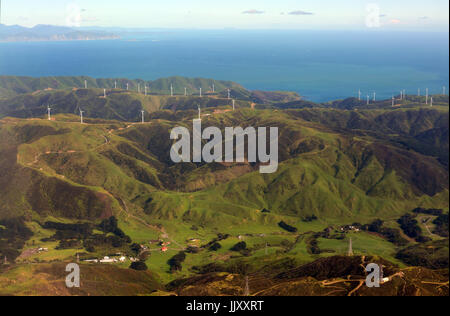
[{"xmin": 0, "ymin": 30, "xmax": 448, "ymax": 102}]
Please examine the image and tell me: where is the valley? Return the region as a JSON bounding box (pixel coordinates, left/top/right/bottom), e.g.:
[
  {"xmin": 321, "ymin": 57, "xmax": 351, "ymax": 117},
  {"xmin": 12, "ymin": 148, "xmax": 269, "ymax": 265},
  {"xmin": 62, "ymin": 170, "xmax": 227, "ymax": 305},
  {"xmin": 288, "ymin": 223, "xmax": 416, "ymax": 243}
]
[{"xmin": 0, "ymin": 75, "xmax": 448, "ymax": 296}]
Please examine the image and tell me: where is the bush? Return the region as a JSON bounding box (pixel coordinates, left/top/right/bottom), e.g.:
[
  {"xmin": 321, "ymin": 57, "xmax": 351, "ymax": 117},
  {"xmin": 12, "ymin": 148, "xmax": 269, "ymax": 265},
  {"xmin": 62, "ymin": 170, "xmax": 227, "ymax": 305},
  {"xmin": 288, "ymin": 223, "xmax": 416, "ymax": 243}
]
[
  {"xmin": 209, "ymin": 242, "xmax": 222, "ymax": 251},
  {"xmin": 278, "ymin": 221, "xmax": 298, "ymax": 233},
  {"xmin": 231, "ymin": 241, "xmax": 247, "ymax": 252}
]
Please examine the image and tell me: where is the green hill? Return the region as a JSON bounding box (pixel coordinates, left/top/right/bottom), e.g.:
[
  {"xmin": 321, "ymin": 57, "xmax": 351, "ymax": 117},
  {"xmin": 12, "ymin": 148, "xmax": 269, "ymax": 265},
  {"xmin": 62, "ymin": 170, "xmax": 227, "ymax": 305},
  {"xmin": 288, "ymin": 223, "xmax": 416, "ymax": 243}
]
[{"xmin": 0, "ymin": 80, "xmax": 448, "ymax": 295}]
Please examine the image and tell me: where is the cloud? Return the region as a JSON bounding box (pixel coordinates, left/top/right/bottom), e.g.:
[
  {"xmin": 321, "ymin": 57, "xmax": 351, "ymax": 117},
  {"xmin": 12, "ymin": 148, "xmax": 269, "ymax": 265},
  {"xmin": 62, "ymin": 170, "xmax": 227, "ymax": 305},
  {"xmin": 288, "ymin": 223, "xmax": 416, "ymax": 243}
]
[
  {"xmin": 82, "ymin": 16, "xmax": 100, "ymax": 23},
  {"xmin": 242, "ymin": 9, "xmax": 265, "ymax": 15},
  {"xmin": 288, "ymin": 10, "xmax": 314, "ymax": 16}
]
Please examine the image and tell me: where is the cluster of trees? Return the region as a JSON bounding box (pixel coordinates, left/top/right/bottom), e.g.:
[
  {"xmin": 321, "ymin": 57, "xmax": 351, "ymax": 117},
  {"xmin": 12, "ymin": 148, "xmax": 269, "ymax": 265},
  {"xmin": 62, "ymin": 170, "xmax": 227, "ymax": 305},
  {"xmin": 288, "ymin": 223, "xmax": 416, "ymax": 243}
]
[
  {"xmin": 231, "ymin": 241, "xmax": 247, "ymax": 252},
  {"xmin": 413, "ymin": 208, "xmax": 444, "ymax": 216},
  {"xmin": 363, "ymin": 219, "xmax": 409, "ymax": 246},
  {"xmin": 398, "ymin": 214, "xmax": 431, "ymax": 243},
  {"xmin": 433, "ymin": 214, "xmax": 449, "ymax": 237},
  {"xmin": 41, "ymin": 217, "xmax": 132, "ymax": 253},
  {"xmin": 0, "ymin": 217, "xmax": 33, "ymax": 262},
  {"xmin": 130, "ymin": 261, "xmax": 148, "ymax": 271},
  {"xmin": 278, "ymin": 221, "xmax": 298, "ymax": 233},
  {"xmin": 168, "ymin": 251, "xmax": 186, "ymax": 273},
  {"xmin": 302, "ymin": 215, "xmax": 318, "ymax": 223},
  {"xmin": 209, "ymin": 242, "xmax": 222, "ymax": 251}
]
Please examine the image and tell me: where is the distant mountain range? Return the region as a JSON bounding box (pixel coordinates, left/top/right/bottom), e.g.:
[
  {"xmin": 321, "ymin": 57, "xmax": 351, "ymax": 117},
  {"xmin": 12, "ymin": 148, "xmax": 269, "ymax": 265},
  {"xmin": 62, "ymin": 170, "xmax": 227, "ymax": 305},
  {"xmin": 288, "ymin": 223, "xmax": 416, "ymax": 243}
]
[{"xmin": 0, "ymin": 24, "xmax": 119, "ymax": 42}]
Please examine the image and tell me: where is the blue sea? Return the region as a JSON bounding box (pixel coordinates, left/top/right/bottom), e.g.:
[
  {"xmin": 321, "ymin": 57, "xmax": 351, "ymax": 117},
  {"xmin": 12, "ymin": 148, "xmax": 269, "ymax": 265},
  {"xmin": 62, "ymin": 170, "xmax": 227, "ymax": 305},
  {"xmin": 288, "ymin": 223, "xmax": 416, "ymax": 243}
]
[{"xmin": 0, "ymin": 30, "xmax": 448, "ymax": 102}]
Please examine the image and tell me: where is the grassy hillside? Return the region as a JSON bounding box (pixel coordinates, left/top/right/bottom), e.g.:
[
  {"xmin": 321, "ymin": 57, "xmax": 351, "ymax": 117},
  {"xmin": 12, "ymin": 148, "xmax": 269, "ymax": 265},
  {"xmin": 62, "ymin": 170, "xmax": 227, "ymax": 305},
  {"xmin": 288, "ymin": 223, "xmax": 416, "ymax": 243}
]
[{"xmin": 0, "ymin": 100, "xmax": 448, "ymax": 294}]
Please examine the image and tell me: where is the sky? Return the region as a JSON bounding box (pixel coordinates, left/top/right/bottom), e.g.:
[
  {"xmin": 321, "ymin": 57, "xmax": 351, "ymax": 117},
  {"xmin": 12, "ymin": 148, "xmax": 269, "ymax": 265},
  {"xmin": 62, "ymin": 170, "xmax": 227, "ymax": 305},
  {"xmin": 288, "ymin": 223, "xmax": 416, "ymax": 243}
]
[{"xmin": 1, "ymin": 0, "xmax": 449, "ymax": 31}]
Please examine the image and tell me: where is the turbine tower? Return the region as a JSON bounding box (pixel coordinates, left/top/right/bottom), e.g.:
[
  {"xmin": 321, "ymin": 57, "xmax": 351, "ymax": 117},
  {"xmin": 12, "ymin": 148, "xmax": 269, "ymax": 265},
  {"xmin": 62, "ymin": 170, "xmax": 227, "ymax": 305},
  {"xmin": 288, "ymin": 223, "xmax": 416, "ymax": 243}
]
[
  {"xmin": 199, "ymin": 87, "xmax": 202, "ymax": 98},
  {"xmin": 47, "ymin": 106, "xmax": 52, "ymax": 121},
  {"xmin": 366, "ymin": 95, "xmax": 370, "ymax": 105},
  {"xmin": 126, "ymin": 83, "xmax": 129, "ymax": 91},
  {"xmin": 358, "ymin": 89, "xmax": 361, "ymax": 101},
  {"xmin": 392, "ymin": 95, "xmax": 395, "ymax": 107},
  {"xmin": 84, "ymin": 80, "xmax": 87, "ymax": 89},
  {"xmin": 184, "ymin": 87, "xmax": 187, "ymax": 96},
  {"xmin": 227, "ymin": 89, "xmax": 231, "ymax": 100},
  {"xmin": 170, "ymin": 83, "xmax": 173, "ymax": 97},
  {"xmin": 348, "ymin": 238, "xmax": 354, "ymax": 256},
  {"xmin": 244, "ymin": 276, "xmax": 250, "ymax": 296},
  {"xmin": 426, "ymin": 88, "xmax": 429, "ymax": 104},
  {"xmin": 373, "ymin": 92, "xmax": 376, "ymax": 102},
  {"xmin": 197, "ymin": 105, "xmax": 201, "ymax": 120},
  {"xmin": 430, "ymin": 96, "xmax": 433, "ymax": 107},
  {"xmin": 212, "ymin": 83, "xmax": 215, "ymax": 93},
  {"xmin": 403, "ymin": 89, "xmax": 406, "ymax": 101},
  {"xmin": 141, "ymin": 110, "xmax": 145, "ymax": 124},
  {"xmin": 80, "ymin": 110, "xmax": 84, "ymax": 124},
  {"xmin": 103, "ymin": 89, "xmax": 106, "ymax": 98},
  {"xmin": 400, "ymin": 90, "xmax": 403, "ymax": 100},
  {"xmin": 232, "ymin": 99, "xmax": 235, "ymax": 111},
  {"xmin": 138, "ymin": 83, "xmax": 141, "ymax": 94},
  {"xmin": 115, "ymin": 81, "xmax": 117, "ymax": 89},
  {"xmin": 144, "ymin": 85, "xmax": 147, "ymax": 96}
]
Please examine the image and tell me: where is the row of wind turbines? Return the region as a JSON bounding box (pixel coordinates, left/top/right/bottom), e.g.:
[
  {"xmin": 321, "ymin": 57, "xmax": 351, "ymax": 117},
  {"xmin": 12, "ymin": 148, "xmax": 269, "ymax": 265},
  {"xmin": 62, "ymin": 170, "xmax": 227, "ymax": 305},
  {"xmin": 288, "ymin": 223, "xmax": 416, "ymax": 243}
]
[
  {"xmin": 84, "ymin": 79, "xmax": 233, "ymax": 100},
  {"xmin": 357, "ymin": 86, "xmax": 447, "ymax": 107}
]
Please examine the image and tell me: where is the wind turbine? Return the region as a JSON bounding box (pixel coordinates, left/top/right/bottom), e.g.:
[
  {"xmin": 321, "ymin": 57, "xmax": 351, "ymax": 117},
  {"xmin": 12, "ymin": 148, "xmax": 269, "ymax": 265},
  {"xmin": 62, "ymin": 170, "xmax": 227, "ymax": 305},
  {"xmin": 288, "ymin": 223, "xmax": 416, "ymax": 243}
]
[
  {"xmin": 144, "ymin": 85, "xmax": 147, "ymax": 96},
  {"xmin": 227, "ymin": 89, "xmax": 231, "ymax": 100},
  {"xmin": 126, "ymin": 83, "xmax": 129, "ymax": 91},
  {"xmin": 103, "ymin": 89, "xmax": 106, "ymax": 98},
  {"xmin": 373, "ymin": 92, "xmax": 376, "ymax": 102},
  {"xmin": 366, "ymin": 95, "xmax": 370, "ymax": 105},
  {"xmin": 138, "ymin": 83, "xmax": 141, "ymax": 94},
  {"xmin": 358, "ymin": 89, "xmax": 361, "ymax": 101},
  {"xmin": 47, "ymin": 106, "xmax": 52, "ymax": 121},
  {"xmin": 199, "ymin": 87, "xmax": 202, "ymax": 98},
  {"xmin": 392, "ymin": 95, "xmax": 395, "ymax": 107},
  {"xmin": 84, "ymin": 80, "xmax": 87, "ymax": 89},
  {"xmin": 400, "ymin": 90, "xmax": 403, "ymax": 100},
  {"xmin": 430, "ymin": 96, "xmax": 433, "ymax": 107},
  {"xmin": 80, "ymin": 110, "xmax": 84, "ymax": 124},
  {"xmin": 212, "ymin": 83, "xmax": 215, "ymax": 93},
  {"xmin": 170, "ymin": 83, "xmax": 174, "ymax": 97},
  {"xmin": 232, "ymin": 99, "xmax": 235, "ymax": 111},
  {"xmin": 197, "ymin": 105, "xmax": 201, "ymax": 120},
  {"xmin": 426, "ymin": 88, "xmax": 429, "ymax": 104},
  {"xmin": 141, "ymin": 110, "xmax": 145, "ymax": 124},
  {"xmin": 403, "ymin": 89, "xmax": 406, "ymax": 101},
  {"xmin": 184, "ymin": 87, "xmax": 187, "ymax": 96},
  {"xmin": 115, "ymin": 81, "xmax": 117, "ymax": 89}
]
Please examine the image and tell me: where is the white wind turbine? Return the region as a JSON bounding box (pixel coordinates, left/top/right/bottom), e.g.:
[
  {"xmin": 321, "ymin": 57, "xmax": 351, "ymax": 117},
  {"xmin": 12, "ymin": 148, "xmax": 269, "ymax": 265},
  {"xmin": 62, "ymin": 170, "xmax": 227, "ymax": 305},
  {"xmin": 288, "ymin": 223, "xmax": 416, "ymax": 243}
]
[
  {"xmin": 47, "ymin": 106, "xmax": 52, "ymax": 121},
  {"xmin": 197, "ymin": 104, "xmax": 201, "ymax": 120},
  {"xmin": 141, "ymin": 110, "xmax": 145, "ymax": 124},
  {"xmin": 80, "ymin": 109, "xmax": 84, "ymax": 124}
]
